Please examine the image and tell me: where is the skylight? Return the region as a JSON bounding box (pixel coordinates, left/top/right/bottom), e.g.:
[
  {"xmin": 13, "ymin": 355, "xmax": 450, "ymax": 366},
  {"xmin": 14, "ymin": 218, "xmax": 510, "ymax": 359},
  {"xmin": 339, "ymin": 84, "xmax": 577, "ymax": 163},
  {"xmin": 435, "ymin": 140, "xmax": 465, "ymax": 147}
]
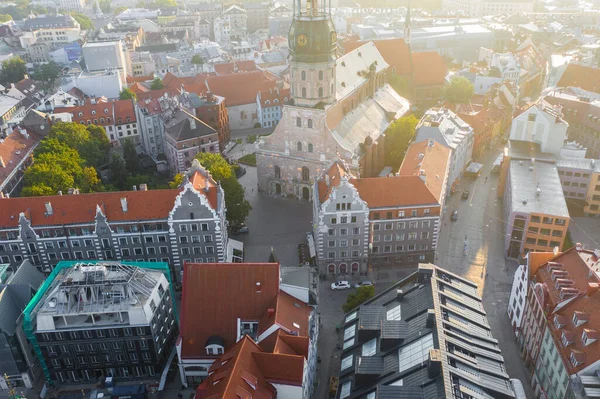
[
  {"xmin": 386, "ymin": 304, "xmax": 401, "ymax": 321},
  {"xmin": 398, "ymin": 333, "xmax": 434, "ymax": 373},
  {"xmin": 362, "ymin": 338, "xmax": 377, "ymax": 357}
]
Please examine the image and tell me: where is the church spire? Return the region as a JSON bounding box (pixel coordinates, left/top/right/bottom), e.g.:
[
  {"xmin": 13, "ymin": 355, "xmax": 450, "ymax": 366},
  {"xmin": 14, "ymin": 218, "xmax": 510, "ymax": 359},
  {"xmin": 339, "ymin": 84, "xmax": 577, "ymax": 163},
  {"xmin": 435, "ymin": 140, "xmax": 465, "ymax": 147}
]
[{"xmin": 404, "ymin": 0, "xmax": 411, "ymax": 47}]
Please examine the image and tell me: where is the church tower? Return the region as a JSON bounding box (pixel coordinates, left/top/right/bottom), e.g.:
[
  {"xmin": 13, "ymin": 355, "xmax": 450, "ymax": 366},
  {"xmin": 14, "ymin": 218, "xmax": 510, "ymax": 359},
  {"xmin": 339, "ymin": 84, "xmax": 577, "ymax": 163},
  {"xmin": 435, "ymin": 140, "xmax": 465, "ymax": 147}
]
[
  {"xmin": 404, "ymin": 0, "xmax": 411, "ymax": 47},
  {"xmin": 288, "ymin": 0, "xmax": 337, "ymax": 107}
]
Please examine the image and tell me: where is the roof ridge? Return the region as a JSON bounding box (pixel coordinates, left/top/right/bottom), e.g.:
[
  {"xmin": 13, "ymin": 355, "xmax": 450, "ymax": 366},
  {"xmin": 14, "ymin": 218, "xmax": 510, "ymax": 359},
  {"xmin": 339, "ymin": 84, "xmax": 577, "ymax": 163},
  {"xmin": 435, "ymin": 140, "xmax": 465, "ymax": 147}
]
[{"xmin": 221, "ymin": 336, "xmax": 253, "ymax": 395}]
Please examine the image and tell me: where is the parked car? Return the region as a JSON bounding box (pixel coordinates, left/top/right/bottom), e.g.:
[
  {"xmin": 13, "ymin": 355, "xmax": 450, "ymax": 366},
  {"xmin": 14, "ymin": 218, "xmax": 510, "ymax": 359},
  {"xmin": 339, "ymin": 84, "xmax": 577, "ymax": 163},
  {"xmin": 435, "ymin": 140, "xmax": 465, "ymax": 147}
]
[
  {"xmin": 232, "ymin": 223, "xmax": 249, "ymax": 234},
  {"xmin": 451, "ymin": 210, "xmax": 458, "ymax": 221},
  {"xmin": 354, "ymin": 281, "xmax": 373, "ymax": 288},
  {"xmin": 461, "ymin": 190, "xmax": 470, "ymax": 200},
  {"xmin": 331, "ymin": 281, "xmax": 351, "ymax": 290}
]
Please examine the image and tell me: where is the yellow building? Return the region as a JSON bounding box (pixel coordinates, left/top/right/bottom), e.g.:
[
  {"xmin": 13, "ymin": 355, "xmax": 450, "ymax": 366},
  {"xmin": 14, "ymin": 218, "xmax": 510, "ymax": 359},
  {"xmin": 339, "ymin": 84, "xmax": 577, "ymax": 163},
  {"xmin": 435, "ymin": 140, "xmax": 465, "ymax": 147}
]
[{"xmin": 585, "ymin": 167, "xmax": 600, "ymax": 216}]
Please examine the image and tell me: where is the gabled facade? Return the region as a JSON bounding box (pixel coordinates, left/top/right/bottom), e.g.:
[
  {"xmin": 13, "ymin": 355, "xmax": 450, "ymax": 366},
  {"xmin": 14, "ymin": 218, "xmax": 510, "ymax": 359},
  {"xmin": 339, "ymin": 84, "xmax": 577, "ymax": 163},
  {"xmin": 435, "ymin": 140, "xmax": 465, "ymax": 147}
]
[
  {"xmin": 0, "ymin": 161, "xmax": 228, "ymax": 282},
  {"xmin": 509, "ymin": 101, "xmax": 568, "ymax": 157}
]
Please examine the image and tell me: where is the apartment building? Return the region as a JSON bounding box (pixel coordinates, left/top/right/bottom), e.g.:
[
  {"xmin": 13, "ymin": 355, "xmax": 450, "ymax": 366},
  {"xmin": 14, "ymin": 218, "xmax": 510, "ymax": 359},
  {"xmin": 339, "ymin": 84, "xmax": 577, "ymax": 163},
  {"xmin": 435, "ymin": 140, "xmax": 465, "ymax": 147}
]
[
  {"xmin": 336, "ymin": 263, "xmax": 524, "ymax": 399},
  {"xmin": 509, "ymin": 101, "xmax": 568, "ymax": 157},
  {"xmin": 136, "ymin": 98, "xmax": 164, "ymax": 158},
  {"xmin": 586, "ymin": 166, "xmax": 600, "ymax": 217},
  {"xmin": 414, "ymin": 108, "xmax": 474, "ymax": 194},
  {"xmin": 0, "ymin": 260, "xmax": 46, "ymax": 393},
  {"xmin": 177, "ymin": 262, "xmax": 318, "ymax": 398},
  {"xmin": 163, "ymin": 109, "xmax": 219, "ymax": 174},
  {"xmin": 513, "ymin": 247, "xmax": 600, "ymax": 399},
  {"xmin": 256, "ymin": 87, "xmax": 290, "ymax": 128},
  {"xmin": 500, "ymin": 142, "xmax": 570, "ymax": 259},
  {"xmin": 556, "ymin": 158, "xmax": 595, "ymax": 203},
  {"xmin": 0, "ymin": 161, "xmax": 228, "ymax": 281},
  {"xmin": 82, "ymin": 41, "xmax": 131, "ymax": 85},
  {"xmin": 18, "ymin": 15, "xmax": 81, "ymax": 60},
  {"xmin": 54, "ymin": 99, "xmax": 139, "ymax": 146},
  {"xmin": 189, "ymin": 92, "xmax": 230, "ymax": 152},
  {"xmin": 130, "ymin": 51, "xmax": 156, "ymax": 77},
  {"xmin": 23, "ymin": 261, "xmax": 177, "ymax": 388},
  {"xmin": 313, "ymin": 142, "xmax": 450, "ymax": 275}
]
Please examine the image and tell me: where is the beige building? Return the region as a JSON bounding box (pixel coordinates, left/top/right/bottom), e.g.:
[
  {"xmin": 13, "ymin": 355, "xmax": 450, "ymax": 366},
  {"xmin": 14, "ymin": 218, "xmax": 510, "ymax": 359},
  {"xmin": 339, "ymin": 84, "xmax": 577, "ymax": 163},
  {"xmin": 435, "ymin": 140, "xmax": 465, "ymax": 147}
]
[{"xmin": 585, "ymin": 166, "xmax": 600, "ymax": 217}]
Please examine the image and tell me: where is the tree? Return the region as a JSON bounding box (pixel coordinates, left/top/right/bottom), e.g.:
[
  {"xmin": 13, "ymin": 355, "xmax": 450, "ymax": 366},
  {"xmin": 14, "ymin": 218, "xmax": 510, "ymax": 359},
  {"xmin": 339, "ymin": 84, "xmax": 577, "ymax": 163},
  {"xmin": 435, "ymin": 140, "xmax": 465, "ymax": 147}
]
[
  {"xmin": 109, "ymin": 154, "xmax": 130, "ymax": 190},
  {"xmin": 0, "ymin": 57, "xmax": 26, "ymax": 86},
  {"xmin": 384, "ymin": 115, "xmax": 419, "ymax": 169},
  {"xmin": 168, "ymin": 173, "xmax": 184, "ymax": 188},
  {"xmin": 31, "ymin": 61, "xmax": 61, "ymax": 90},
  {"xmin": 443, "ymin": 76, "xmax": 474, "ymax": 105},
  {"xmin": 119, "ymin": 88, "xmax": 137, "ymax": 100},
  {"xmin": 0, "ymin": 14, "xmax": 12, "ymax": 23},
  {"xmin": 191, "ymin": 54, "xmax": 204, "ymax": 65},
  {"xmin": 45, "ymin": 122, "xmax": 110, "ymax": 167},
  {"xmin": 144, "ymin": 0, "xmax": 177, "ymax": 9},
  {"xmin": 342, "ymin": 285, "xmax": 375, "ymax": 313},
  {"xmin": 194, "ymin": 152, "xmax": 252, "ymax": 225},
  {"xmin": 113, "ymin": 6, "xmax": 127, "ymax": 15},
  {"xmin": 122, "ymin": 138, "xmax": 141, "ymax": 174},
  {"xmin": 70, "ymin": 12, "xmax": 93, "ymax": 30},
  {"xmin": 150, "ymin": 78, "xmax": 164, "ymax": 90}
]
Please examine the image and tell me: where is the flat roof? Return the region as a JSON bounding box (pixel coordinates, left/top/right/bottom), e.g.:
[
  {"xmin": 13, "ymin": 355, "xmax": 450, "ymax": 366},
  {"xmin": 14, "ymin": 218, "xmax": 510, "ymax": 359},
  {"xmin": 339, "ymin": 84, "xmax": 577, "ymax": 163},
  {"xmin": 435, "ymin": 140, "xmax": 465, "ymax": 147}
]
[{"xmin": 509, "ymin": 159, "xmax": 569, "ymax": 218}]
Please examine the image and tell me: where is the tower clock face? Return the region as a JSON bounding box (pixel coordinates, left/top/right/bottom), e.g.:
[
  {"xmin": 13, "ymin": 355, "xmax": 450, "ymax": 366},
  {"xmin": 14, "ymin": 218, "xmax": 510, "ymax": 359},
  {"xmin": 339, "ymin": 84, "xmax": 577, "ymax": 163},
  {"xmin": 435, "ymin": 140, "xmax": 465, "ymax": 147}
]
[
  {"xmin": 331, "ymin": 31, "xmax": 337, "ymax": 44},
  {"xmin": 297, "ymin": 34, "xmax": 308, "ymax": 47}
]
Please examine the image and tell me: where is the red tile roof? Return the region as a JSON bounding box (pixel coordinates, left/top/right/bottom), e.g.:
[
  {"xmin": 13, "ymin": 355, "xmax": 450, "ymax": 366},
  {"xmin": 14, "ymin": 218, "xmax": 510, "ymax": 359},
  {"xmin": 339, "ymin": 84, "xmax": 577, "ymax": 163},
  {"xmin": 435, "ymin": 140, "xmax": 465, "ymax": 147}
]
[
  {"xmin": 137, "ymin": 98, "xmax": 162, "ymax": 115},
  {"xmin": 54, "ymin": 99, "xmax": 137, "ymax": 126},
  {"xmin": 351, "ymin": 175, "xmax": 439, "ymax": 208},
  {"xmin": 214, "ymin": 60, "xmax": 258, "ymax": 76},
  {"xmin": 206, "ymin": 71, "xmax": 279, "ymax": 107},
  {"xmin": 129, "ymin": 82, "xmax": 149, "ymax": 93},
  {"xmin": 0, "ymin": 128, "xmax": 43, "ymax": 189},
  {"xmin": 126, "ymin": 75, "xmax": 154, "ymax": 83},
  {"xmin": 258, "ymin": 87, "xmax": 290, "ymax": 108},
  {"xmin": 411, "ymin": 52, "xmax": 448, "ymax": 86},
  {"xmin": 113, "ymin": 99, "xmax": 136, "ymax": 124},
  {"xmin": 180, "ymin": 262, "xmax": 281, "ymax": 358},
  {"xmin": 195, "ymin": 336, "xmax": 305, "ymax": 399},
  {"xmin": 0, "ymin": 170, "xmax": 218, "ymax": 228},
  {"xmin": 398, "ymin": 139, "xmax": 451, "ymax": 203},
  {"xmin": 258, "ymin": 290, "xmax": 310, "ymax": 336},
  {"xmin": 316, "ymin": 161, "xmax": 351, "ymax": 203},
  {"xmin": 557, "ymin": 64, "xmax": 600, "ymax": 92},
  {"xmin": 162, "ymin": 72, "xmax": 209, "ymax": 95}
]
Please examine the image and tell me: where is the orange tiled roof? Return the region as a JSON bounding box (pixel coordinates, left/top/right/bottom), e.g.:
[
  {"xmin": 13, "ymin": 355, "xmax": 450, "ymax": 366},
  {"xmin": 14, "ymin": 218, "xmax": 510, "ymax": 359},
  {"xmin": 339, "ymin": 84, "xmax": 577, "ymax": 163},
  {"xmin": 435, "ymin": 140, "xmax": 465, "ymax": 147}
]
[
  {"xmin": 350, "ymin": 175, "xmax": 439, "ymax": 208},
  {"xmin": 317, "ymin": 161, "xmax": 351, "ymax": 204},
  {"xmin": 557, "ymin": 64, "xmax": 600, "ymax": 92},
  {"xmin": 0, "ymin": 170, "xmax": 218, "ymax": 228},
  {"xmin": 344, "ymin": 38, "xmax": 412, "ymax": 75},
  {"xmin": 411, "ymin": 52, "xmax": 448, "ymax": 86},
  {"xmin": 398, "ymin": 139, "xmax": 451, "ymax": 203},
  {"xmin": 0, "ymin": 128, "xmax": 43, "ymax": 188},
  {"xmin": 258, "ymin": 87, "xmax": 290, "ymax": 108},
  {"xmin": 206, "ymin": 71, "xmax": 279, "ymax": 107},
  {"xmin": 129, "ymin": 82, "xmax": 149, "ymax": 93},
  {"xmin": 214, "ymin": 60, "xmax": 258, "ymax": 76},
  {"xmin": 55, "ymin": 99, "xmax": 137, "ymax": 126},
  {"xmin": 126, "ymin": 75, "xmax": 154, "ymax": 83},
  {"xmin": 180, "ymin": 262, "xmax": 281, "ymax": 358}
]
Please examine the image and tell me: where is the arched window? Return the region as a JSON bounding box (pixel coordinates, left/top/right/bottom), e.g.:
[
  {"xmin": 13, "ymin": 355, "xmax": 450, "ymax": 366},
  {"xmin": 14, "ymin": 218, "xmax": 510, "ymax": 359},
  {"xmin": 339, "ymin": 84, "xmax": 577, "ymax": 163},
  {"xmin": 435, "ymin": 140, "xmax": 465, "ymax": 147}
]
[
  {"xmin": 274, "ymin": 165, "xmax": 281, "ymax": 179},
  {"xmin": 301, "ymin": 70, "xmax": 306, "ymax": 81},
  {"xmin": 296, "ymin": 117, "xmax": 301, "ymax": 127},
  {"xmin": 302, "ymin": 87, "xmax": 307, "ymax": 97},
  {"xmin": 318, "ymin": 87, "xmax": 324, "ymax": 98},
  {"xmin": 301, "ymin": 166, "xmax": 310, "ymax": 181},
  {"xmin": 307, "ymin": 119, "xmax": 313, "ymax": 129},
  {"xmin": 319, "ymin": 70, "xmax": 323, "ymax": 80},
  {"xmin": 308, "ymin": 143, "xmax": 314, "ymax": 153},
  {"xmin": 297, "ymin": 142, "xmax": 303, "ymax": 151}
]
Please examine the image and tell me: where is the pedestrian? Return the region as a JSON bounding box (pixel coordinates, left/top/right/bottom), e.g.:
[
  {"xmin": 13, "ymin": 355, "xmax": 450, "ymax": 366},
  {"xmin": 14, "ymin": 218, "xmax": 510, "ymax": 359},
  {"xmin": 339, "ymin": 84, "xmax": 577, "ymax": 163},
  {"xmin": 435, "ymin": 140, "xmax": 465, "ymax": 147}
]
[{"xmin": 485, "ymin": 176, "xmax": 488, "ymax": 183}]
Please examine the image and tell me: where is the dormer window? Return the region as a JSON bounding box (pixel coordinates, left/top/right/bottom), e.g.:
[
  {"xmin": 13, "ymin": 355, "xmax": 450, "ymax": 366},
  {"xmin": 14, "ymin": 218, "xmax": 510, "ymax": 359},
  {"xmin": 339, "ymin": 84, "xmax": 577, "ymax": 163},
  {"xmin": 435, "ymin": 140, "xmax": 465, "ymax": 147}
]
[
  {"xmin": 265, "ymin": 100, "xmax": 270, "ymax": 105},
  {"xmin": 554, "ymin": 315, "xmax": 564, "ymax": 329},
  {"xmin": 91, "ymin": 110, "xmax": 96, "ymax": 115},
  {"xmin": 570, "ymin": 351, "xmax": 583, "ymax": 367},
  {"xmin": 205, "ymin": 335, "xmax": 225, "ymax": 356},
  {"xmin": 573, "ymin": 312, "xmax": 588, "ymax": 327},
  {"xmin": 78, "ymin": 112, "xmax": 83, "ymax": 117},
  {"xmin": 561, "ymin": 332, "xmax": 573, "ymax": 347},
  {"xmin": 104, "ymin": 108, "xmax": 109, "ymax": 114},
  {"xmin": 582, "ymin": 329, "xmax": 598, "ymax": 346}
]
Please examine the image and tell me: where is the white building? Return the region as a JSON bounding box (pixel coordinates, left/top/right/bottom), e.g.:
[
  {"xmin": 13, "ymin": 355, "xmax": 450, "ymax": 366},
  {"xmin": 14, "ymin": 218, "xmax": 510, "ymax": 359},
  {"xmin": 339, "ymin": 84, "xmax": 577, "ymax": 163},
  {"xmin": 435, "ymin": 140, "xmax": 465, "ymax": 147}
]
[
  {"xmin": 18, "ymin": 15, "xmax": 82, "ymax": 57},
  {"xmin": 414, "ymin": 108, "xmax": 475, "ymax": 193},
  {"xmin": 509, "ymin": 101, "xmax": 568, "ymax": 157},
  {"xmin": 63, "ymin": 71, "xmax": 123, "ymax": 99},
  {"xmin": 213, "ymin": 17, "xmax": 231, "ymax": 44},
  {"xmin": 479, "ymin": 48, "xmax": 521, "ymax": 85},
  {"xmin": 82, "ymin": 41, "xmax": 131, "ymax": 84},
  {"xmin": 130, "ymin": 51, "xmax": 156, "ymax": 77},
  {"xmin": 444, "ymin": 0, "xmax": 534, "ymax": 17}
]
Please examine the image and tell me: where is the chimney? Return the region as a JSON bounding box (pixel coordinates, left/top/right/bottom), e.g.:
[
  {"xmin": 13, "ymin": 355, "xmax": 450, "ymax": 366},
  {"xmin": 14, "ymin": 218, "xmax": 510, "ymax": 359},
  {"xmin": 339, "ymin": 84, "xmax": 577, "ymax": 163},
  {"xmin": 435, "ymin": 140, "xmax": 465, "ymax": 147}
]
[
  {"xmin": 267, "ymin": 308, "xmax": 275, "ymax": 317},
  {"xmin": 189, "ymin": 117, "xmax": 196, "ymax": 130},
  {"xmin": 139, "ymin": 183, "xmax": 148, "ymax": 191},
  {"xmin": 132, "ymin": 185, "xmax": 137, "ymax": 191},
  {"xmin": 325, "ymin": 174, "xmax": 330, "ymax": 186},
  {"xmin": 120, "ymin": 197, "xmax": 128, "ymax": 212},
  {"xmin": 576, "ymin": 242, "xmax": 583, "ymax": 252},
  {"xmin": 0, "ymin": 192, "xmax": 4, "ymax": 199},
  {"xmin": 0, "ymin": 156, "xmax": 4, "ymax": 167},
  {"xmin": 256, "ymin": 282, "xmax": 261, "ymax": 293},
  {"xmin": 45, "ymin": 202, "xmax": 53, "ymax": 216},
  {"xmin": 553, "ymin": 246, "xmax": 559, "ymax": 255},
  {"xmin": 587, "ymin": 283, "xmax": 599, "ymax": 297}
]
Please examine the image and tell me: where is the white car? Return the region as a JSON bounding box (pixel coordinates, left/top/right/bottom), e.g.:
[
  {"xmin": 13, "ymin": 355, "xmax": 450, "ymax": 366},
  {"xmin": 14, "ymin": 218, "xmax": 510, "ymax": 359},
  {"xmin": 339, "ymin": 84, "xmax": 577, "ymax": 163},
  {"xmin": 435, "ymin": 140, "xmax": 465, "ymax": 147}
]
[
  {"xmin": 354, "ymin": 281, "xmax": 373, "ymax": 288},
  {"xmin": 331, "ymin": 281, "xmax": 351, "ymax": 290}
]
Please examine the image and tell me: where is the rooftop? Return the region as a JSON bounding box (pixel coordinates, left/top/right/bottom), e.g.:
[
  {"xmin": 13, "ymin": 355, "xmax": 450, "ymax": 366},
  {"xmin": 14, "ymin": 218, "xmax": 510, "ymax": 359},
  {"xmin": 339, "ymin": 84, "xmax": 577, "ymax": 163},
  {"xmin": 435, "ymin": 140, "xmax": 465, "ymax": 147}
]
[
  {"xmin": 0, "ymin": 128, "xmax": 43, "ymax": 191},
  {"xmin": 508, "ymin": 159, "xmax": 569, "ymax": 218},
  {"xmin": 337, "ymin": 263, "xmax": 517, "ymax": 399},
  {"xmin": 415, "ymin": 108, "xmax": 473, "ymax": 150}
]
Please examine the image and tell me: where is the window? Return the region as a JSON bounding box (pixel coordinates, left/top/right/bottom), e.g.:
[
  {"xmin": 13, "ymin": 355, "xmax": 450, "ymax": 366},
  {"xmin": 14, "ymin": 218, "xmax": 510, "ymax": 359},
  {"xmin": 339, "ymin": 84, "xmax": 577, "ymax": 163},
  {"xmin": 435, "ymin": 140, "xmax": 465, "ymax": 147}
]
[
  {"xmin": 301, "ymin": 70, "xmax": 306, "ymax": 81},
  {"xmin": 296, "ymin": 117, "xmax": 301, "ymax": 127},
  {"xmin": 398, "ymin": 211, "xmax": 405, "ymax": 218},
  {"xmin": 318, "ymin": 87, "xmax": 324, "ymax": 97},
  {"xmin": 387, "ymin": 304, "xmax": 401, "ymax": 320},
  {"xmin": 397, "ymin": 222, "xmax": 405, "ymax": 229},
  {"xmin": 408, "ymin": 232, "xmax": 417, "ymax": 240},
  {"xmin": 398, "ymin": 333, "xmax": 434, "ymax": 373},
  {"xmin": 318, "ymin": 70, "xmax": 323, "ymax": 80},
  {"xmin": 412, "ymin": 210, "xmax": 418, "ymax": 217},
  {"xmin": 340, "ymin": 381, "xmax": 351, "ymax": 399},
  {"xmin": 301, "ymin": 166, "xmax": 310, "ymax": 181},
  {"xmin": 341, "ymin": 355, "xmax": 353, "ymax": 370},
  {"xmin": 362, "ymin": 338, "xmax": 377, "ymax": 357},
  {"xmin": 307, "ymin": 119, "xmax": 313, "ymax": 129},
  {"xmin": 308, "ymin": 143, "xmax": 314, "ymax": 152},
  {"xmin": 274, "ymin": 165, "xmax": 281, "ymax": 179}
]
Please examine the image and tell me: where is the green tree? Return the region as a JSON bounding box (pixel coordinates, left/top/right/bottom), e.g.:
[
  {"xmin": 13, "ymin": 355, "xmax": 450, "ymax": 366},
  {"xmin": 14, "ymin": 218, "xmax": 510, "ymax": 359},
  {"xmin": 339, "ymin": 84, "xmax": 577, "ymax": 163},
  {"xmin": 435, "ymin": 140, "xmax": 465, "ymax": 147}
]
[
  {"xmin": 0, "ymin": 14, "xmax": 12, "ymax": 22},
  {"xmin": 443, "ymin": 76, "xmax": 474, "ymax": 105},
  {"xmin": 70, "ymin": 12, "xmax": 93, "ymax": 30},
  {"xmin": 384, "ymin": 115, "xmax": 418, "ymax": 169},
  {"xmin": 113, "ymin": 6, "xmax": 127, "ymax": 14},
  {"xmin": 109, "ymin": 154, "xmax": 130, "ymax": 190},
  {"xmin": 0, "ymin": 57, "xmax": 26, "ymax": 86},
  {"xmin": 191, "ymin": 54, "xmax": 204, "ymax": 65},
  {"xmin": 194, "ymin": 152, "xmax": 251, "ymax": 225},
  {"xmin": 168, "ymin": 173, "xmax": 184, "ymax": 188},
  {"xmin": 31, "ymin": 61, "xmax": 61, "ymax": 90},
  {"xmin": 144, "ymin": 0, "xmax": 177, "ymax": 9},
  {"xmin": 150, "ymin": 77, "xmax": 164, "ymax": 90},
  {"xmin": 389, "ymin": 74, "xmax": 411, "ymax": 99},
  {"xmin": 46, "ymin": 122, "xmax": 110, "ymax": 167},
  {"xmin": 122, "ymin": 138, "xmax": 141, "ymax": 174},
  {"xmin": 342, "ymin": 285, "xmax": 375, "ymax": 313},
  {"xmin": 119, "ymin": 88, "xmax": 137, "ymax": 100}
]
